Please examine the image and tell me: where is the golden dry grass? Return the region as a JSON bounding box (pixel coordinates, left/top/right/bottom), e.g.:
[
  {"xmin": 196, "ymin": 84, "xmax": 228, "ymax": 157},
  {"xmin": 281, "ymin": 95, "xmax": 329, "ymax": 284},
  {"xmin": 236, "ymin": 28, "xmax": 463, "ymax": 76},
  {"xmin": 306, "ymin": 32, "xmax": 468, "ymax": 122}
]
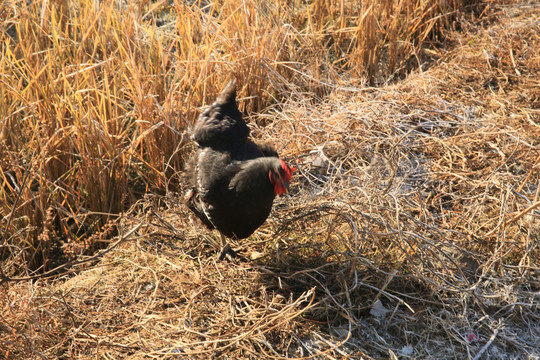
[
  {"xmin": 0, "ymin": 0, "xmax": 478, "ymax": 273},
  {"xmin": 2, "ymin": 0, "xmax": 540, "ymax": 359}
]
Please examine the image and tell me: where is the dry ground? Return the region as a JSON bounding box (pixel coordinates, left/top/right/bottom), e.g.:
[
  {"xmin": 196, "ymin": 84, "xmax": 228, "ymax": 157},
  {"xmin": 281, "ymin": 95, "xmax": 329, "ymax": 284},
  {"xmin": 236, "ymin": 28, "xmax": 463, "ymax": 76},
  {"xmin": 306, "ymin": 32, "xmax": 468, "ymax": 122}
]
[{"xmin": 2, "ymin": 2, "xmax": 540, "ymax": 359}]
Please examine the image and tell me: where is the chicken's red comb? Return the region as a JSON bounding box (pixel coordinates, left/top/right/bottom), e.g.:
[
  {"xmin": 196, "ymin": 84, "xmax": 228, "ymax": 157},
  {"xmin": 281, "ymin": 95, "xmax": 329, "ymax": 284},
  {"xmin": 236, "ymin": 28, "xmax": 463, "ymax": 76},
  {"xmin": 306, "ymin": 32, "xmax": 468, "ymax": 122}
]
[{"xmin": 280, "ymin": 159, "xmax": 294, "ymax": 181}]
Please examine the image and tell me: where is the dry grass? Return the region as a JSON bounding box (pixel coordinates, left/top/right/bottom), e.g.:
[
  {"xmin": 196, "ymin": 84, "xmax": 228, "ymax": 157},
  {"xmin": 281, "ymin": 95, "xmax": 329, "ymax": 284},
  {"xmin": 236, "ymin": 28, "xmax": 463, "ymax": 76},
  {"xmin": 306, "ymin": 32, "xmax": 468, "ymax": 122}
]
[
  {"xmin": 0, "ymin": 0, "xmax": 481, "ymax": 273},
  {"xmin": 2, "ymin": 0, "xmax": 540, "ymax": 359}
]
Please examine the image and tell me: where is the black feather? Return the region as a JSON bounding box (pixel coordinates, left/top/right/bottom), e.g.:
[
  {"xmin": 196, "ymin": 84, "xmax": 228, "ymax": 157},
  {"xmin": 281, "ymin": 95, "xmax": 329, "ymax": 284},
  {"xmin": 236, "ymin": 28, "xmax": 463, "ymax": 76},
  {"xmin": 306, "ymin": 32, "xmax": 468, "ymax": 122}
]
[
  {"xmin": 185, "ymin": 79, "xmax": 288, "ymax": 240},
  {"xmin": 191, "ymin": 79, "xmax": 249, "ymax": 150}
]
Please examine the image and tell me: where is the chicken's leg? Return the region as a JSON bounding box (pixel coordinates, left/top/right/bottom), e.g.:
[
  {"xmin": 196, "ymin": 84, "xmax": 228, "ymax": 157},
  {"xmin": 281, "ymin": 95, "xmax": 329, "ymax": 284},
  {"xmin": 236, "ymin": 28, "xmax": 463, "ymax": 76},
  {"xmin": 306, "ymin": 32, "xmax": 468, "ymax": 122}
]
[{"xmin": 218, "ymin": 233, "xmax": 238, "ymax": 261}]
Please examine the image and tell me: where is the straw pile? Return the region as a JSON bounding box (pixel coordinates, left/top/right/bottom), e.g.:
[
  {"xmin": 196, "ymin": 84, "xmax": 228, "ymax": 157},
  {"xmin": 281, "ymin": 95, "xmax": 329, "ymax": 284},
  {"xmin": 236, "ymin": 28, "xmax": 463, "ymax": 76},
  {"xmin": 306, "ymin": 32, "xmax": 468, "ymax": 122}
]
[{"xmin": 2, "ymin": 1, "xmax": 539, "ymax": 359}]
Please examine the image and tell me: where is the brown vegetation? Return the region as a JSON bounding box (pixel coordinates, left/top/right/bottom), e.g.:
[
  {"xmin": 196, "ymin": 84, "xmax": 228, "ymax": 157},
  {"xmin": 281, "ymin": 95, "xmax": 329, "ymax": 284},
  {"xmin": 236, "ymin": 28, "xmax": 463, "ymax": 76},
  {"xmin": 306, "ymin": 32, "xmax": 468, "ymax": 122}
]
[
  {"xmin": 0, "ymin": 0, "xmax": 485, "ymax": 273},
  {"xmin": 1, "ymin": 0, "xmax": 539, "ymax": 359}
]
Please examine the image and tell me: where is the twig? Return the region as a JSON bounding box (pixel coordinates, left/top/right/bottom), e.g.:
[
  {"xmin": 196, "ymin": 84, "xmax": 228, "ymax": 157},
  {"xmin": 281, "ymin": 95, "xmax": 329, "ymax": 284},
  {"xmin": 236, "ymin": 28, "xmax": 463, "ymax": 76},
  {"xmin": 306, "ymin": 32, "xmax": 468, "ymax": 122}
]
[
  {"xmin": 509, "ymin": 49, "xmax": 521, "ymax": 76},
  {"xmin": 473, "ymin": 327, "xmax": 500, "ymax": 360},
  {"xmin": 485, "ymin": 199, "xmax": 540, "ymax": 237}
]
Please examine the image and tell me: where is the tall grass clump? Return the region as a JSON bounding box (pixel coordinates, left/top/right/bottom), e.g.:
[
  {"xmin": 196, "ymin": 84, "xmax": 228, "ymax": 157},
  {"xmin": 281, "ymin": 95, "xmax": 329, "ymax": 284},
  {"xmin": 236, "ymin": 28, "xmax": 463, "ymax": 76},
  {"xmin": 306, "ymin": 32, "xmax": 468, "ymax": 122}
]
[
  {"xmin": 0, "ymin": 0, "xmax": 481, "ymax": 275},
  {"xmin": 0, "ymin": 1, "xmax": 186, "ymax": 273}
]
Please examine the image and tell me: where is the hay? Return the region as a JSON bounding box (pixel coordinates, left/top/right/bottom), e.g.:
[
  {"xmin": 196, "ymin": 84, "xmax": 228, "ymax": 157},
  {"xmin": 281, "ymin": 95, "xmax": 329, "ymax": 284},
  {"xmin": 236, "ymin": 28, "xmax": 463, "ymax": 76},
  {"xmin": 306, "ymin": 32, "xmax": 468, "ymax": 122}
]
[{"xmin": 2, "ymin": 2, "xmax": 539, "ymax": 359}]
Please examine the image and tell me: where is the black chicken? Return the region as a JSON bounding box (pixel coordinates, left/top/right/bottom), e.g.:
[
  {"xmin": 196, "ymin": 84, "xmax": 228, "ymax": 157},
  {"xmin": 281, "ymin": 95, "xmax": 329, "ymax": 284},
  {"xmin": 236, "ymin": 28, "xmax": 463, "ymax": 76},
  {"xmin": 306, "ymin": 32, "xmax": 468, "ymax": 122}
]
[{"xmin": 185, "ymin": 79, "xmax": 293, "ymax": 259}]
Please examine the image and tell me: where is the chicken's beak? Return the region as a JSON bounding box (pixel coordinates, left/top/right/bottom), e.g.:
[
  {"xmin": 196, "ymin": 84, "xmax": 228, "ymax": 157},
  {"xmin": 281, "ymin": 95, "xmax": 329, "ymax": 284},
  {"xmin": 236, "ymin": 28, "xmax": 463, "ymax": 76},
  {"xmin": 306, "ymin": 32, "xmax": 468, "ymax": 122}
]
[
  {"xmin": 270, "ymin": 169, "xmax": 291, "ymax": 195},
  {"xmin": 280, "ymin": 177, "xmax": 290, "ymax": 193}
]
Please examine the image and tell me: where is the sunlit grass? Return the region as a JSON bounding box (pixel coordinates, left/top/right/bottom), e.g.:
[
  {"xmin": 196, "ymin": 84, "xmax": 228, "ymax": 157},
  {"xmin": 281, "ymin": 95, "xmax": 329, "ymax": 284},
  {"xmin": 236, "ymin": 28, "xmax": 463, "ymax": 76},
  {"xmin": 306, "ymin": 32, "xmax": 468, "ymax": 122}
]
[{"xmin": 1, "ymin": 0, "xmax": 475, "ymax": 273}]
